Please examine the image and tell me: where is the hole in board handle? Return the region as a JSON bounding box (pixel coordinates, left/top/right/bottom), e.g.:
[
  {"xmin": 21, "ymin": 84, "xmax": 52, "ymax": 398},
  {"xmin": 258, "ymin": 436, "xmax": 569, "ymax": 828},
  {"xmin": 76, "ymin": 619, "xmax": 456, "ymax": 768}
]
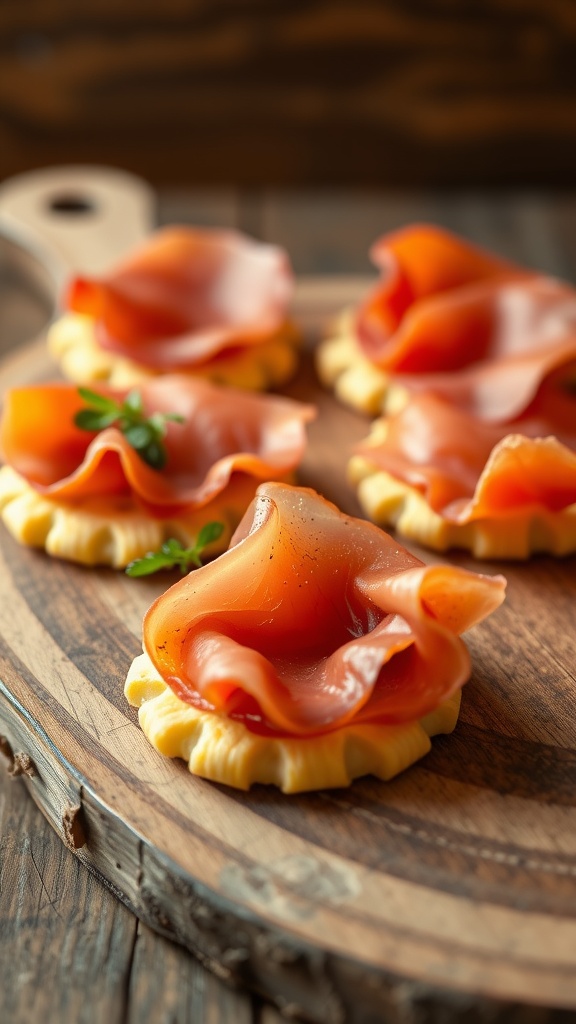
[{"xmin": 46, "ymin": 193, "xmax": 97, "ymax": 216}]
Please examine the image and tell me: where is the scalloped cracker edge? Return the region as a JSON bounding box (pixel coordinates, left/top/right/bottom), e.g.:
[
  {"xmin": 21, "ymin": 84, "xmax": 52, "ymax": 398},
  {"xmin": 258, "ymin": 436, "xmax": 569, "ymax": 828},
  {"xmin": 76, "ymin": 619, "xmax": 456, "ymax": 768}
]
[
  {"xmin": 0, "ymin": 464, "xmax": 258, "ymax": 568},
  {"xmin": 124, "ymin": 650, "xmax": 461, "ymax": 793},
  {"xmin": 315, "ymin": 308, "xmax": 408, "ymax": 415},
  {"xmin": 48, "ymin": 313, "xmax": 301, "ymax": 391},
  {"xmin": 348, "ymin": 454, "xmax": 576, "ymax": 559}
]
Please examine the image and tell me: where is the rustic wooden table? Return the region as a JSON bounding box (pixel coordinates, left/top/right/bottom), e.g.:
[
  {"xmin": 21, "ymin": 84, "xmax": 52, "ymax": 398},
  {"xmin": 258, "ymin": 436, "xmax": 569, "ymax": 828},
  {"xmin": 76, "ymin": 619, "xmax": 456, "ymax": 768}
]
[{"xmin": 1, "ymin": 188, "xmax": 576, "ymax": 1024}]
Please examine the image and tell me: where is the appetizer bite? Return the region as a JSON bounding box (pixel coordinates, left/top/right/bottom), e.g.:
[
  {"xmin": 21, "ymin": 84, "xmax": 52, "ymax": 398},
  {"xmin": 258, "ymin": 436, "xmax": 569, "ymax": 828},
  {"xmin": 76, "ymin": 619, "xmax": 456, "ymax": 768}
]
[
  {"xmin": 349, "ymin": 375, "xmax": 576, "ymax": 558},
  {"xmin": 125, "ymin": 482, "xmax": 506, "ymax": 792},
  {"xmin": 316, "ymin": 224, "xmax": 576, "ymax": 418},
  {"xmin": 0, "ymin": 378, "xmax": 314, "ymax": 567},
  {"xmin": 48, "ymin": 227, "xmax": 300, "ymax": 391}
]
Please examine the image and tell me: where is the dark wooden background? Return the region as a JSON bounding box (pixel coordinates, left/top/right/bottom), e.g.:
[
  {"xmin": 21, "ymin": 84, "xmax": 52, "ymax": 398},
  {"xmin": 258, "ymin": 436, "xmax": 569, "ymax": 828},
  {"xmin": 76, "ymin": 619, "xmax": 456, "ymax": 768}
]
[{"xmin": 1, "ymin": 0, "xmax": 576, "ymax": 188}]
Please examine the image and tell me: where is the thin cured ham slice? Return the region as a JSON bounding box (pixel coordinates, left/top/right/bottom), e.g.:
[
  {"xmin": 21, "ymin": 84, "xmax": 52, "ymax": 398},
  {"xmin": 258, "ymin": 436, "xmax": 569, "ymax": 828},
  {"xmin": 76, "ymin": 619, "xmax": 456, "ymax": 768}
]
[
  {"xmin": 318, "ymin": 224, "xmax": 576, "ymax": 421},
  {"xmin": 142, "ymin": 483, "xmax": 505, "ymax": 737},
  {"xmin": 66, "ymin": 227, "xmax": 294, "ymax": 370},
  {"xmin": 349, "ymin": 373, "xmax": 576, "ymax": 558},
  {"xmin": 357, "ymin": 222, "xmax": 523, "ymax": 364},
  {"xmin": 357, "ymin": 225, "xmax": 576, "ymax": 420},
  {"xmin": 0, "ymin": 377, "xmax": 315, "ymax": 517},
  {"xmin": 355, "ymin": 381, "xmax": 576, "ymax": 523}
]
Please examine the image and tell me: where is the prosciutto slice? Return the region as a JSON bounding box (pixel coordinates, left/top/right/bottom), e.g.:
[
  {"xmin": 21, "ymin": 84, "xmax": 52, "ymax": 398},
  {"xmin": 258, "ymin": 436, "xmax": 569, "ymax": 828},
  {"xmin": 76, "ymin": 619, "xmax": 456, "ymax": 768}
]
[
  {"xmin": 357, "ymin": 379, "xmax": 576, "ymax": 521},
  {"xmin": 356, "ymin": 225, "xmax": 576, "ymax": 420},
  {"xmin": 66, "ymin": 227, "xmax": 293, "ymax": 370},
  {"xmin": 0, "ymin": 378, "xmax": 314, "ymax": 517},
  {"xmin": 142, "ymin": 483, "xmax": 506, "ymax": 735}
]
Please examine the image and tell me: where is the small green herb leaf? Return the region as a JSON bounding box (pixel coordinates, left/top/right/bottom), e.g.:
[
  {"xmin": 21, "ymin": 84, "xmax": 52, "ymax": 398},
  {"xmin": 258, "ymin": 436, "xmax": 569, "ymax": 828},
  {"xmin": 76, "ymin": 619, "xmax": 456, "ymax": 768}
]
[
  {"xmin": 124, "ymin": 549, "xmax": 176, "ymax": 577},
  {"xmin": 74, "ymin": 387, "xmax": 185, "ymax": 470},
  {"xmin": 123, "ymin": 389, "xmax": 144, "ymax": 415},
  {"xmin": 140, "ymin": 440, "xmax": 166, "ymax": 470},
  {"xmin": 76, "ymin": 387, "xmax": 119, "ymax": 413},
  {"xmin": 74, "ymin": 409, "xmax": 118, "ymax": 432},
  {"xmin": 161, "ymin": 538, "xmax": 183, "ymax": 556},
  {"xmin": 125, "ymin": 522, "xmax": 224, "ymax": 577},
  {"xmin": 197, "ymin": 520, "xmax": 225, "ymax": 548},
  {"xmin": 123, "ymin": 423, "xmax": 156, "ymax": 450}
]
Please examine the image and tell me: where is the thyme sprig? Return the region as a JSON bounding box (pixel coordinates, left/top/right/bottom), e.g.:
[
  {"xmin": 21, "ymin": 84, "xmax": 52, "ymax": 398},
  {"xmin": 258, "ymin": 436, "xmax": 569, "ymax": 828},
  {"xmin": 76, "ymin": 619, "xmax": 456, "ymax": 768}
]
[
  {"xmin": 125, "ymin": 522, "xmax": 225, "ymax": 577},
  {"xmin": 74, "ymin": 387, "xmax": 185, "ymax": 470}
]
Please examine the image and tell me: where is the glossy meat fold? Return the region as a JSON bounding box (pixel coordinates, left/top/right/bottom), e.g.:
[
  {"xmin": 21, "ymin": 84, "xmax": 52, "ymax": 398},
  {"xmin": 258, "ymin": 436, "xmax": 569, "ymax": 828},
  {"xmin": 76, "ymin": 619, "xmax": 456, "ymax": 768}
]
[
  {"xmin": 321, "ymin": 224, "xmax": 576, "ymax": 422},
  {"xmin": 66, "ymin": 227, "xmax": 294, "ymax": 370},
  {"xmin": 142, "ymin": 483, "xmax": 506, "ymax": 737},
  {"xmin": 355, "ymin": 383, "xmax": 576, "ymax": 523},
  {"xmin": 361, "ymin": 226, "xmax": 576, "ymax": 418},
  {"xmin": 0, "ymin": 377, "xmax": 315, "ymax": 517}
]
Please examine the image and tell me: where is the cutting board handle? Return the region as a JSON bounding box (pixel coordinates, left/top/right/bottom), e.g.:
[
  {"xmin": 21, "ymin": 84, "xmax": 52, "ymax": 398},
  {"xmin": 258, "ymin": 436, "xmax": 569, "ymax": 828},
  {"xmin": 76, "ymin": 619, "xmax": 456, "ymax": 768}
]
[{"xmin": 0, "ymin": 165, "xmax": 154, "ymax": 291}]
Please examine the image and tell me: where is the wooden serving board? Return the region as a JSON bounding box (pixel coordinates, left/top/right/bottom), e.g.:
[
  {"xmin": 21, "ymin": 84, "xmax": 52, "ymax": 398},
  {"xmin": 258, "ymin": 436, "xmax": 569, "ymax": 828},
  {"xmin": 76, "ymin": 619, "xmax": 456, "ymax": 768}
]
[{"xmin": 1, "ymin": 171, "xmax": 576, "ymax": 1022}]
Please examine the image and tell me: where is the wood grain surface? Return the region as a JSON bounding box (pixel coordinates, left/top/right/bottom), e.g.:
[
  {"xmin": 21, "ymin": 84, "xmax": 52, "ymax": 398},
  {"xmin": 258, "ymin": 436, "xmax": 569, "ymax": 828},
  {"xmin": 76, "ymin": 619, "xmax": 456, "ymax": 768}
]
[
  {"xmin": 1, "ymin": 275, "xmax": 576, "ymax": 1022},
  {"xmin": 1, "ymin": 0, "xmax": 576, "ymax": 187},
  {"xmin": 2, "ymin": 187, "xmax": 576, "ymax": 1024},
  {"xmin": 0, "ymin": 772, "xmax": 258, "ymax": 1024}
]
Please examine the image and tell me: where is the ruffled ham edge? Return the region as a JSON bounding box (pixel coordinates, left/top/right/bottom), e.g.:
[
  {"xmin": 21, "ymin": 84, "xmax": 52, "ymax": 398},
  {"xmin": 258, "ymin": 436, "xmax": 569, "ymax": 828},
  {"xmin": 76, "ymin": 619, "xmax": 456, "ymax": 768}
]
[
  {"xmin": 348, "ymin": 225, "xmax": 576, "ymax": 422},
  {"xmin": 65, "ymin": 227, "xmax": 294, "ymax": 371},
  {"xmin": 355, "ymin": 223, "xmax": 526, "ymax": 366},
  {"xmin": 354, "ymin": 391, "xmax": 576, "ymax": 524},
  {"xmin": 141, "ymin": 483, "xmax": 506, "ymax": 736},
  {"xmin": 0, "ymin": 378, "xmax": 315, "ymax": 517}
]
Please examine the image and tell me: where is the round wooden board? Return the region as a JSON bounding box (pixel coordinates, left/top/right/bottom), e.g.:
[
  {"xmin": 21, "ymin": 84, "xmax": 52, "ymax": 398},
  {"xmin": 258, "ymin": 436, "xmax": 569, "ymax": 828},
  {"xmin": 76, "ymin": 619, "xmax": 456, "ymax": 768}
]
[{"xmin": 1, "ymin": 311, "xmax": 576, "ymax": 1023}]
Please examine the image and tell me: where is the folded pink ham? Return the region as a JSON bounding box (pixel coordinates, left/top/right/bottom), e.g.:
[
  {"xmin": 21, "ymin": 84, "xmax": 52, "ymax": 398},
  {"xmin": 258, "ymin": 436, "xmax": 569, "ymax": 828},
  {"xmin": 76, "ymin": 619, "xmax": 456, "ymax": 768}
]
[
  {"xmin": 356, "ymin": 224, "xmax": 576, "ymax": 420},
  {"xmin": 142, "ymin": 483, "xmax": 506, "ymax": 736},
  {"xmin": 356, "ymin": 378, "xmax": 576, "ymax": 522},
  {"xmin": 66, "ymin": 227, "xmax": 293, "ymax": 370},
  {"xmin": 0, "ymin": 378, "xmax": 314, "ymax": 517}
]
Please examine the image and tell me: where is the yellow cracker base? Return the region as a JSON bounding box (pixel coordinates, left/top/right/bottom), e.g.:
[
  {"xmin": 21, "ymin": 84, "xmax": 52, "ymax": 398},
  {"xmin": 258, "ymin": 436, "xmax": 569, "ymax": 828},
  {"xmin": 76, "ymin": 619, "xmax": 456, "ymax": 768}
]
[
  {"xmin": 348, "ymin": 454, "xmax": 576, "ymax": 559},
  {"xmin": 48, "ymin": 313, "xmax": 301, "ymax": 391},
  {"xmin": 0, "ymin": 465, "xmax": 250, "ymax": 568},
  {"xmin": 124, "ymin": 651, "xmax": 461, "ymax": 793},
  {"xmin": 315, "ymin": 308, "xmax": 408, "ymax": 415}
]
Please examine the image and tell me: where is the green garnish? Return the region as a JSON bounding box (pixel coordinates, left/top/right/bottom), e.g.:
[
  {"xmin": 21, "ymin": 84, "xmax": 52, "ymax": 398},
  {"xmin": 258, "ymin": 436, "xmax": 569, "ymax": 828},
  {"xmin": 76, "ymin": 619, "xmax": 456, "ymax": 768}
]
[
  {"xmin": 125, "ymin": 522, "xmax": 225, "ymax": 577},
  {"xmin": 74, "ymin": 387, "xmax": 185, "ymax": 470}
]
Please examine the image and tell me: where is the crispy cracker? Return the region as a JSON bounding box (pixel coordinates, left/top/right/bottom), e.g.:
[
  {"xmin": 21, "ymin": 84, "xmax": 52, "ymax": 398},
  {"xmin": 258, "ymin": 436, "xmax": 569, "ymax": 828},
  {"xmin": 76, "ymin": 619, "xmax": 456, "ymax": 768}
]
[
  {"xmin": 48, "ymin": 313, "xmax": 301, "ymax": 391},
  {"xmin": 0, "ymin": 465, "xmax": 263, "ymax": 568},
  {"xmin": 348, "ymin": 445, "xmax": 576, "ymax": 559},
  {"xmin": 315, "ymin": 308, "xmax": 408, "ymax": 415},
  {"xmin": 124, "ymin": 650, "xmax": 461, "ymax": 793}
]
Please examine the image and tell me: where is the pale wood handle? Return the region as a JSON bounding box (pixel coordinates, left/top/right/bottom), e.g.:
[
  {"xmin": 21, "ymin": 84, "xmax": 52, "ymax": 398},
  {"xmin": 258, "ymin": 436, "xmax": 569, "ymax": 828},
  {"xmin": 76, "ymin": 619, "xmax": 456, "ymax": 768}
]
[{"xmin": 0, "ymin": 165, "xmax": 155, "ymax": 293}]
